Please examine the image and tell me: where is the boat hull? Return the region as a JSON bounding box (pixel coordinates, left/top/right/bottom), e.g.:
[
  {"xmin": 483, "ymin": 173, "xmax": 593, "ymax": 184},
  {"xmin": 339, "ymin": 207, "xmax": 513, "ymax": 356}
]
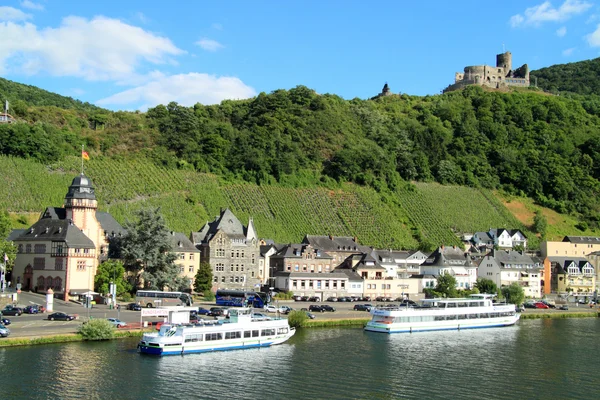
[
  {"xmin": 138, "ymin": 330, "xmax": 295, "ymax": 356},
  {"xmin": 364, "ymin": 315, "xmax": 520, "ymax": 334}
]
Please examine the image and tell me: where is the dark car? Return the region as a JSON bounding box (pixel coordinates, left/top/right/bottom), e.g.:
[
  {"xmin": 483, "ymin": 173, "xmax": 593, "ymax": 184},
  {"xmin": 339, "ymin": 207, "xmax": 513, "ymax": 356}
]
[
  {"xmin": 300, "ymin": 296, "xmax": 310, "ymax": 301},
  {"xmin": 558, "ymin": 304, "xmax": 569, "ymax": 311},
  {"xmin": 308, "ymin": 296, "xmax": 321, "ymax": 302},
  {"xmin": 1, "ymin": 318, "xmax": 10, "ymax": 325},
  {"xmin": 309, "ymin": 305, "xmax": 325, "ymax": 313},
  {"xmin": 541, "ymin": 301, "xmax": 556, "ymax": 309},
  {"xmin": 2, "ymin": 306, "xmax": 23, "ymax": 316},
  {"xmin": 353, "ymin": 304, "xmax": 372, "ymax": 312},
  {"xmin": 127, "ymin": 303, "xmax": 142, "ymax": 311},
  {"xmin": 197, "ymin": 307, "xmax": 211, "ymax": 315},
  {"xmin": 326, "ymin": 297, "xmax": 338, "ymax": 302},
  {"xmin": 320, "ymin": 305, "xmax": 336, "ymax": 312},
  {"xmin": 209, "ymin": 307, "xmax": 225, "ymax": 317},
  {"xmin": 48, "ymin": 312, "xmax": 75, "ymax": 321},
  {"xmin": 524, "ymin": 302, "xmax": 537, "ymax": 309},
  {"xmin": 23, "ymin": 305, "xmax": 40, "ymax": 314}
]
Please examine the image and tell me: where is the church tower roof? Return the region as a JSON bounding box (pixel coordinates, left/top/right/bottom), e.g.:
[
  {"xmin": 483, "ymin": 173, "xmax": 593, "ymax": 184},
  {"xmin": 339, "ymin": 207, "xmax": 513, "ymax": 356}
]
[{"xmin": 65, "ymin": 173, "xmax": 96, "ymax": 200}]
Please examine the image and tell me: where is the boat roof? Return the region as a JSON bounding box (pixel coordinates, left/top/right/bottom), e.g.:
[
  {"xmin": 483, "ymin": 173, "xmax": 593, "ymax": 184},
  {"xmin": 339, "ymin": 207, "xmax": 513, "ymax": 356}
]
[{"xmin": 422, "ymin": 294, "xmax": 495, "ymax": 303}]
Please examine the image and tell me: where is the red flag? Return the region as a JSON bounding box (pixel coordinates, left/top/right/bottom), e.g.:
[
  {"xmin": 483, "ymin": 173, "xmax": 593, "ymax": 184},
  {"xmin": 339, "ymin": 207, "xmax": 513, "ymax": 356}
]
[{"xmin": 82, "ymin": 151, "xmax": 90, "ymax": 160}]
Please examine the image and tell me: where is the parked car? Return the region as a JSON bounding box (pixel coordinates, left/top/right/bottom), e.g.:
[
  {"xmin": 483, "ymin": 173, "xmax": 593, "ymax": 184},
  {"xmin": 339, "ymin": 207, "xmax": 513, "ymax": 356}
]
[
  {"xmin": 524, "ymin": 302, "xmax": 537, "ymax": 309},
  {"xmin": 23, "ymin": 305, "xmax": 40, "ymax": 314},
  {"xmin": 107, "ymin": 318, "xmax": 127, "ymax": 328},
  {"xmin": 252, "ymin": 312, "xmax": 270, "ymax": 319},
  {"xmin": 197, "ymin": 307, "xmax": 211, "ymax": 315},
  {"xmin": 308, "ymin": 296, "xmax": 321, "ymax": 302},
  {"xmin": 400, "ymin": 299, "xmax": 417, "ymax": 307},
  {"xmin": 48, "ymin": 312, "xmax": 75, "ymax": 321},
  {"xmin": 300, "ymin": 296, "xmax": 310, "ymax": 301},
  {"xmin": 126, "ymin": 303, "xmax": 141, "ymax": 311},
  {"xmin": 558, "ymin": 304, "xmax": 569, "ymax": 311},
  {"xmin": 353, "ymin": 304, "xmax": 372, "ymax": 311},
  {"xmin": 309, "ymin": 305, "xmax": 325, "ymax": 313},
  {"xmin": 320, "ymin": 305, "xmax": 336, "ymax": 312},
  {"xmin": 280, "ymin": 306, "xmax": 293, "ymax": 314},
  {"xmin": 1, "ymin": 318, "xmax": 11, "ymax": 325},
  {"xmin": 541, "ymin": 300, "xmax": 556, "ymax": 309},
  {"xmin": 304, "ymin": 311, "xmax": 316, "ymax": 319},
  {"xmin": 0, "ymin": 323, "xmax": 9, "ymax": 338},
  {"xmin": 209, "ymin": 307, "xmax": 225, "ymax": 317},
  {"xmin": 265, "ymin": 305, "xmax": 284, "ymax": 313},
  {"xmin": 534, "ymin": 302, "xmax": 549, "ymax": 309},
  {"xmin": 326, "ymin": 297, "xmax": 338, "ymax": 302},
  {"xmin": 2, "ymin": 306, "xmax": 23, "ymax": 316}
]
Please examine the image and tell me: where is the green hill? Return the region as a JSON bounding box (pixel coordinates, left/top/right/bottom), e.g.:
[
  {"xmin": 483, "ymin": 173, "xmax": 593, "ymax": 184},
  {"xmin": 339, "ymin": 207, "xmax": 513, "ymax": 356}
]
[
  {"xmin": 2, "ymin": 76, "xmax": 600, "ymax": 248},
  {"xmin": 531, "ymin": 58, "xmax": 600, "ymax": 95}
]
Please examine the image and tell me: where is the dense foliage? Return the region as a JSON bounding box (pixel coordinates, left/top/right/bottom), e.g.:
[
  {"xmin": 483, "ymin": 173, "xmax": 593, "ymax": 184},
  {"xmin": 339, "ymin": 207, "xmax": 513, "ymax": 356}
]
[
  {"xmin": 531, "ymin": 58, "xmax": 600, "ymax": 95},
  {"xmin": 475, "ymin": 278, "xmax": 498, "ymax": 294},
  {"xmin": 0, "ymin": 210, "xmax": 16, "ymax": 272},
  {"xmin": 77, "ymin": 319, "xmax": 115, "ymax": 340},
  {"xmin": 501, "ymin": 282, "xmax": 525, "ymax": 305},
  {"xmin": 116, "ymin": 208, "xmax": 189, "ymax": 291},
  {"xmin": 193, "ymin": 262, "xmax": 213, "ymax": 295},
  {"xmin": 94, "ymin": 260, "xmax": 132, "ymax": 296}
]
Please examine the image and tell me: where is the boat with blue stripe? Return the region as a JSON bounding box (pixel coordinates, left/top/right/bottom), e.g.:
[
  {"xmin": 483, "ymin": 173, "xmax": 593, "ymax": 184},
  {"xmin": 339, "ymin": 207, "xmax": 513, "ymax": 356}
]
[
  {"xmin": 138, "ymin": 308, "xmax": 295, "ymax": 355},
  {"xmin": 364, "ymin": 294, "xmax": 520, "ymax": 334}
]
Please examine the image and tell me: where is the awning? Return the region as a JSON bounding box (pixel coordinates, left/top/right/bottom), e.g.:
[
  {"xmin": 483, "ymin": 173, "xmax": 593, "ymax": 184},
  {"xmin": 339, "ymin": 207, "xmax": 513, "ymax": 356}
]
[{"xmin": 69, "ymin": 289, "xmax": 99, "ymax": 296}]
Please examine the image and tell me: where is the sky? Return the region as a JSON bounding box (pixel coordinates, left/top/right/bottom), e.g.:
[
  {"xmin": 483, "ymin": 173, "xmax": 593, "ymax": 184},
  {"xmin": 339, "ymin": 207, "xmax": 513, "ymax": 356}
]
[{"xmin": 1, "ymin": 0, "xmax": 600, "ymax": 111}]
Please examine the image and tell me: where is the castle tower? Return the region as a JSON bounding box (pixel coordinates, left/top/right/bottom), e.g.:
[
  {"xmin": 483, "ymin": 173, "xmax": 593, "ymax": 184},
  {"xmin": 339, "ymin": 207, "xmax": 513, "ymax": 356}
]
[
  {"xmin": 496, "ymin": 51, "xmax": 512, "ymax": 72},
  {"xmin": 64, "ymin": 174, "xmax": 102, "ymax": 253}
]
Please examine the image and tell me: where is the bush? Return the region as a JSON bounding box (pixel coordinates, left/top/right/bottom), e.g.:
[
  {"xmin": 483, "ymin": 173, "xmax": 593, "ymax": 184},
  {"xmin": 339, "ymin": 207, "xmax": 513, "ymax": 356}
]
[
  {"xmin": 287, "ymin": 310, "xmax": 308, "ymax": 329},
  {"xmin": 203, "ymin": 292, "xmax": 215, "ymax": 301},
  {"xmin": 119, "ymin": 292, "xmax": 133, "ymax": 302},
  {"xmin": 77, "ymin": 319, "xmax": 115, "ymax": 340},
  {"xmin": 273, "ymin": 291, "xmax": 294, "ymax": 300}
]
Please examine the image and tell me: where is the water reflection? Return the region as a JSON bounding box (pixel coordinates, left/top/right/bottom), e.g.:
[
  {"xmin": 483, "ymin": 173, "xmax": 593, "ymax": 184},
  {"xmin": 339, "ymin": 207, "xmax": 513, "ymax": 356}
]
[{"xmin": 0, "ymin": 319, "xmax": 599, "ymax": 400}]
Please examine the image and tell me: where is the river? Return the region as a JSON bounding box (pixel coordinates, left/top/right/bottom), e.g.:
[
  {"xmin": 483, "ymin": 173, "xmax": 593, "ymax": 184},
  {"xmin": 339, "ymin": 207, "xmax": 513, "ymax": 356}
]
[{"xmin": 1, "ymin": 318, "xmax": 598, "ymax": 399}]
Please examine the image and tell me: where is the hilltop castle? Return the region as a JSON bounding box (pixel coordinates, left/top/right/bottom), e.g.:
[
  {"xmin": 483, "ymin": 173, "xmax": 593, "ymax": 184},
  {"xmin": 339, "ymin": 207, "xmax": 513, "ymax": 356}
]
[{"xmin": 443, "ymin": 51, "xmax": 530, "ymax": 93}]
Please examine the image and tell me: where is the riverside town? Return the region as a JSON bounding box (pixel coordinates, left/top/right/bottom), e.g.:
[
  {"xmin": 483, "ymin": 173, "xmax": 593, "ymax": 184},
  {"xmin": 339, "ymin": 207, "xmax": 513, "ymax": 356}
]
[{"xmin": 2, "ymin": 1, "xmax": 600, "ymax": 398}]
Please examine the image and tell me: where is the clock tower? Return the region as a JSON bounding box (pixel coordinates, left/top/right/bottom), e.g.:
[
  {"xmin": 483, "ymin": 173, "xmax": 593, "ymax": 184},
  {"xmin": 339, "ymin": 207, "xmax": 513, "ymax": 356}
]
[{"xmin": 65, "ymin": 173, "xmax": 102, "ymax": 252}]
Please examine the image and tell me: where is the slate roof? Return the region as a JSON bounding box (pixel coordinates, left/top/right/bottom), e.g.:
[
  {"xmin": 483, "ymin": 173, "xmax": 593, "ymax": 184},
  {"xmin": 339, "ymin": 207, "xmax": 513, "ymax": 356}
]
[
  {"xmin": 96, "ymin": 211, "xmax": 126, "ymax": 237},
  {"xmin": 422, "ymin": 246, "xmax": 472, "ymax": 267},
  {"xmin": 562, "ymin": 236, "xmax": 600, "ymax": 244},
  {"xmin": 271, "ymin": 244, "xmax": 333, "ymax": 260},
  {"xmin": 302, "ymin": 235, "xmax": 370, "ymax": 253},
  {"xmin": 274, "ymin": 271, "xmax": 350, "ymax": 279},
  {"xmin": 334, "ymin": 268, "xmax": 363, "ymax": 281},
  {"xmin": 548, "ymin": 257, "xmax": 592, "ymax": 274},
  {"xmin": 474, "ymin": 232, "xmax": 493, "ymax": 242},
  {"xmin": 64, "ymin": 173, "xmax": 96, "ymax": 200},
  {"xmin": 14, "ymin": 219, "xmax": 95, "ymax": 248},
  {"xmin": 409, "ymin": 274, "xmax": 437, "ymax": 279},
  {"xmin": 195, "ymin": 208, "xmax": 255, "ymax": 243},
  {"xmin": 6, "ymin": 229, "xmax": 25, "ymax": 242},
  {"xmin": 169, "ymin": 231, "xmax": 199, "ymax": 253},
  {"xmin": 487, "ymin": 249, "xmax": 536, "ymax": 267}
]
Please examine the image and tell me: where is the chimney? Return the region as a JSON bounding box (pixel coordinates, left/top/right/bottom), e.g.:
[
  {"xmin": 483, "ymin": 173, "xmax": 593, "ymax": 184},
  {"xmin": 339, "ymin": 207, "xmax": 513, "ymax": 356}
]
[
  {"xmin": 329, "ymin": 235, "xmax": 333, "ymax": 240},
  {"xmin": 353, "ymin": 236, "xmax": 357, "ymax": 242}
]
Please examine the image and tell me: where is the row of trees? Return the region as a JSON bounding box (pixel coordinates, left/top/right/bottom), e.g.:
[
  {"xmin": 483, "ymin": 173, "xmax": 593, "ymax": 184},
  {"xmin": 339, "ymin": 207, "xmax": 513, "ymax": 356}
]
[{"xmin": 426, "ymin": 273, "xmax": 525, "ymax": 305}]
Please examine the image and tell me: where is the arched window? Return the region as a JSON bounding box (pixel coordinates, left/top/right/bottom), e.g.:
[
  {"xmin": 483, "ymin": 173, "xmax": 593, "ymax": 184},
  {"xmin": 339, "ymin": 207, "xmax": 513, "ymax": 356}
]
[
  {"xmin": 37, "ymin": 276, "xmax": 45, "ymax": 290},
  {"xmin": 53, "ymin": 277, "xmax": 62, "ymax": 291},
  {"xmin": 46, "ymin": 276, "xmax": 53, "ymax": 288}
]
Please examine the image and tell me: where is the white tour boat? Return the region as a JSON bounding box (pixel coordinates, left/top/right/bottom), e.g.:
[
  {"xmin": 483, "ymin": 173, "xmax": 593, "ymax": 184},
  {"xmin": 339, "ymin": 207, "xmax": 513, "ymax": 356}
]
[
  {"xmin": 138, "ymin": 308, "xmax": 295, "ymax": 355},
  {"xmin": 364, "ymin": 294, "xmax": 520, "ymax": 334}
]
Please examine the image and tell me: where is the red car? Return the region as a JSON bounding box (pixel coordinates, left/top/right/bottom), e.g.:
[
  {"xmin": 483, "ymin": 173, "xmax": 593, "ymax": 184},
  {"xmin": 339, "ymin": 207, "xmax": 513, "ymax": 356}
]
[{"xmin": 534, "ymin": 302, "xmax": 549, "ymax": 309}]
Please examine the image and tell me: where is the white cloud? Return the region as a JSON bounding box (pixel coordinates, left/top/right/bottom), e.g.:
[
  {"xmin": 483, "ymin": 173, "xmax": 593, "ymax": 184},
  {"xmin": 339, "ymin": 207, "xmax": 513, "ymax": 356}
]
[
  {"xmin": 562, "ymin": 47, "xmax": 575, "ymax": 55},
  {"xmin": 20, "ymin": 1, "xmax": 44, "ymax": 11},
  {"xmin": 585, "ymin": 24, "xmax": 600, "ymax": 46},
  {"xmin": 556, "ymin": 26, "xmax": 567, "ymax": 36},
  {"xmin": 0, "ymin": 16, "xmax": 184, "ymax": 80},
  {"xmin": 96, "ymin": 73, "xmax": 256, "ymax": 109},
  {"xmin": 196, "ymin": 37, "xmax": 224, "ymax": 51},
  {"xmin": 0, "ymin": 6, "xmax": 32, "ymax": 21},
  {"xmin": 510, "ymin": 0, "xmax": 592, "ymax": 27}
]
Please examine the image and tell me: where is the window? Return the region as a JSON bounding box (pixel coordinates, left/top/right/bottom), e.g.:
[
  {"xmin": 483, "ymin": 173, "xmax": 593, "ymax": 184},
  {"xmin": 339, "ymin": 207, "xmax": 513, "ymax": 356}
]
[
  {"xmin": 34, "ymin": 244, "xmax": 46, "ymax": 254},
  {"xmin": 225, "ymin": 331, "xmax": 241, "ymax": 339},
  {"xmin": 53, "ymin": 277, "xmax": 62, "ymax": 291},
  {"xmin": 179, "ymin": 253, "xmax": 185, "ymax": 260},
  {"xmin": 189, "ymin": 266, "xmax": 194, "ymax": 273},
  {"xmin": 221, "ymin": 277, "xmax": 225, "ymax": 283},
  {"xmin": 185, "ymin": 334, "xmax": 203, "ymax": 342},
  {"xmin": 77, "ymin": 261, "xmax": 86, "ymax": 271},
  {"xmin": 213, "ymin": 276, "xmax": 218, "ymax": 283},
  {"xmin": 55, "ymin": 258, "xmax": 63, "ymax": 271},
  {"xmin": 179, "ymin": 266, "xmax": 184, "ymax": 273},
  {"xmin": 189, "ymin": 254, "xmax": 194, "ymax": 260},
  {"xmin": 216, "ymin": 249, "xmax": 225, "ymax": 257},
  {"xmin": 33, "ymin": 258, "xmax": 45, "ymax": 270},
  {"xmin": 26, "ymin": 244, "xmax": 31, "ymax": 253},
  {"xmin": 205, "ymin": 333, "xmax": 222, "ymax": 341},
  {"xmin": 261, "ymin": 329, "xmax": 276, "ymax": 336}
]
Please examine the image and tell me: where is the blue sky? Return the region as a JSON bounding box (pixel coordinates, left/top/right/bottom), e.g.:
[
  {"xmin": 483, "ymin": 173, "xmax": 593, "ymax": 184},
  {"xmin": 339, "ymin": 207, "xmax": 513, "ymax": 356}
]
[{"xmin": 1, "ymin": 0, "xmax": 600, "ymax": 110}]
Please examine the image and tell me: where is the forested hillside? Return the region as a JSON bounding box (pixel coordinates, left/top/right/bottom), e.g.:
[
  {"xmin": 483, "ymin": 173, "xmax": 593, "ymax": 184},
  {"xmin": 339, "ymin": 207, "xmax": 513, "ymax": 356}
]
[
  {"xmin": 2, "ymin": 74, "xmax": 600, "ymax": 248},
  {"xmin": 531, "ymin": 58, "xmax": 600, "ymax": 95}
]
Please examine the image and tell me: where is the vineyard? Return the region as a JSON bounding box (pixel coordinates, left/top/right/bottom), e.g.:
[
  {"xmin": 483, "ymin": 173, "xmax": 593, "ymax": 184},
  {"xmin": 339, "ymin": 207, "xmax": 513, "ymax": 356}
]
[{"xmin": 0, "ymin": 155, "xmax": 545, "ymax": 249}]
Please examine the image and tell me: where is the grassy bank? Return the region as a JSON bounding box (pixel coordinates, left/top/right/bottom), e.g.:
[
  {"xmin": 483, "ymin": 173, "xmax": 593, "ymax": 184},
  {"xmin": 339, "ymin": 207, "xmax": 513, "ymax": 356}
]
[
  {"xmin": 0, "ymin": 329, "xmax": 147, "ymax": 348},
  {"xmin": 303, "ymin": 318, "xmax": 370, "ymax": 328},
  {"xmin": 521, "ymin": 311, "xmax": 600, "ymax": 319}
]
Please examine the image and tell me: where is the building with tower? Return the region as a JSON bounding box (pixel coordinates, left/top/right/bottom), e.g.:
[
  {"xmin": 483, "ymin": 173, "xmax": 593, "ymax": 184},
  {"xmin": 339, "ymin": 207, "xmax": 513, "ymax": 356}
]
[
  {"xmin": 11, "ymin": 173, "xmax": 124, "ymax": 301},
  {"xmin": 444, "ymin": 51, "xmax": 530, "ymax": 93},
  {"xmin": 192, "ymin": 208, "xmax": 260, "ymax": 291}
]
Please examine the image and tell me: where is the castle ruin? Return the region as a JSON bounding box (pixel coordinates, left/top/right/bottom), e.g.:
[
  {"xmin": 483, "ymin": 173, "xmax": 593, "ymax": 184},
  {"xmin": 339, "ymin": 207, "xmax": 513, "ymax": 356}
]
[{"xmin": 443, "ymin": 51, "xmax": 530, "ymax": 93}]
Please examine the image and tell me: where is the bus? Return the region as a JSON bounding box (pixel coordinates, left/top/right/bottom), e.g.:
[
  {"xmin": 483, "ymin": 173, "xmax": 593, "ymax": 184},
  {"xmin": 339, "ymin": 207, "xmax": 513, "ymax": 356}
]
[
  {"xmin": 135, "ymin": 290, "xmax": 193, "ymax": 308},
  {"xmin": 215, "ymin": 290, "xmax": 269, "ymax": 308}
]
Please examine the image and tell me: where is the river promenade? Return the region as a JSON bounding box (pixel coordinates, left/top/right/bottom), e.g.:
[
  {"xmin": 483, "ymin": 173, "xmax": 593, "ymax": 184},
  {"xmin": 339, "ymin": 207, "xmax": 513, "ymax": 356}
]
[{"xmin": 2, "ymin": 292, "xmax": 600, "ymax": 343}]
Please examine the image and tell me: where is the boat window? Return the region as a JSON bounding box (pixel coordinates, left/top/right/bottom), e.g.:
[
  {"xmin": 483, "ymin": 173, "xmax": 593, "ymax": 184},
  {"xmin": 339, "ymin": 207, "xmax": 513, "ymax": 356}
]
[
  {"xmin": 277, "ymin": 328, "xmax": 289, "ymax": 334},
  {"xmin": 458, "ymin": 314, "xmax": 468, "ymax": 319},
  {"xmin": 184, "ymin": 333, "xmax": 203, "ymax": 342},
  {"xmin": 468, "ymin": 302, "xmax": 478, "ymax": 307},
  {"xmin": 205, "ymin": 333, "xmax": 223, "ymax": 341},
  {"xmin": 252, "ymin": 330, "xmax": 259, "ymax": 337},
  {"xmin": 480, "ymin": 313, "xmax": 489, "ymax": 318},
  {"xmin": 457, "ymin": 302, "xmax": 467, "ymax": 308},
  {"xmin": 434, "ymin": 316, "xmax": 445, "ymax": 321},
  {"xmin": 490, "ymin": 313, "xmax": 499, "ymax": 318},
  {"xmin": 225, "ymin": 331, "xmax": 242, "ymax": 339},
  {"xmin": 446, "ymin": 303, "xmax": 456, "ymax": 308},
  {"xmin": 261, "ymin": 329, "xmax": 276, "ymax": 336},
  {"xmin": 244, "ymin": 331, "xmax": 251, "ymax": 338},
  {"xmin": 446, "ymin": 314, "xmax": 457, "ymax": 320}
]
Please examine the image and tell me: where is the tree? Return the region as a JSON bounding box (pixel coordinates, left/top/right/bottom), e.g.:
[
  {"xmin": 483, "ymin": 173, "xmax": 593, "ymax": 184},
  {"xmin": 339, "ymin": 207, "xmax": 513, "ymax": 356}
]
[
  {"xmin": 193, "ymin": 262, "xmax": 213, "ymax": 295},
  {"xmin": 0, "ymin": 210, "xmax": 16, "ymax": 274},
  {"xmin": 119, "ymin": 208, "xmax": 188, "ymax": 291},
  {"xmin": 94, "ymin": 260, "xmax": 132, "ymax": 296},
  {"xmin": 435, "ymin": 272, "xmax": 458, "ymax": 298},
  {"xmin": 475, "ymin": 278, "xmax": 498, "ymax": 294},
  {"xmin": 533, "ymin": 210, "xmax": 547, "ymax": 238},
  {"xmin": 501, "ymin": 282, "xmax": 525, "ymax": 305}
]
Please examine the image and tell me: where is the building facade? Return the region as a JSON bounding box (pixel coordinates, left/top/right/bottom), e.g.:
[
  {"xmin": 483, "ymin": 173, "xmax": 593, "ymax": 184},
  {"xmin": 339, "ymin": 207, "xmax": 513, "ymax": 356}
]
[
  {"xmin": 170, "ymin": 231, "xmax": 200, "ymax": 290},
  {"xmin": 477, "ymin": 249, "xmax": 542, "ymax": 297},
  {"xmin": 421, "ymin": 246, "xmax": 477, "ymax": 290},
  {"xmin": 193, "ymin": 209, "xmax": 260, "ymax": 291},
  {"xmin": 11, "ymin": 174, "xmax": 123, "ymax": 301}
]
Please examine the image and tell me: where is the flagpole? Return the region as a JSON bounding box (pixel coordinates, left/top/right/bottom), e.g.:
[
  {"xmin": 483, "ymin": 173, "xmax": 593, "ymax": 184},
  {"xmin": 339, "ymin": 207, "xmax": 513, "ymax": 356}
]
[{"xmin": 81, "ymin": 144, "xmax": 84, "ymax": 175}]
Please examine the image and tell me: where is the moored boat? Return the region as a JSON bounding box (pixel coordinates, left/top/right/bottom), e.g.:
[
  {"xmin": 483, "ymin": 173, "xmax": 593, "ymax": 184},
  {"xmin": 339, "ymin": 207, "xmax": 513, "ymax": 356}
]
[
  {"xmin": 138, "ymin": 308, "xmax": 295, "ymax": 355},
  {"xmin": 364, "ymin": 294, "xmax": 519, "ymax": 334}
]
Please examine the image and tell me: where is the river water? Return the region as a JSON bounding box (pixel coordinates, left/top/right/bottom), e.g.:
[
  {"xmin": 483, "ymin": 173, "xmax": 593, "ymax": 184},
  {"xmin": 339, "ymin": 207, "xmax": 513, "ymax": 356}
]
[{"xmin": 1, "ymin": 318, "xmax": 598, "ymax": 399}]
